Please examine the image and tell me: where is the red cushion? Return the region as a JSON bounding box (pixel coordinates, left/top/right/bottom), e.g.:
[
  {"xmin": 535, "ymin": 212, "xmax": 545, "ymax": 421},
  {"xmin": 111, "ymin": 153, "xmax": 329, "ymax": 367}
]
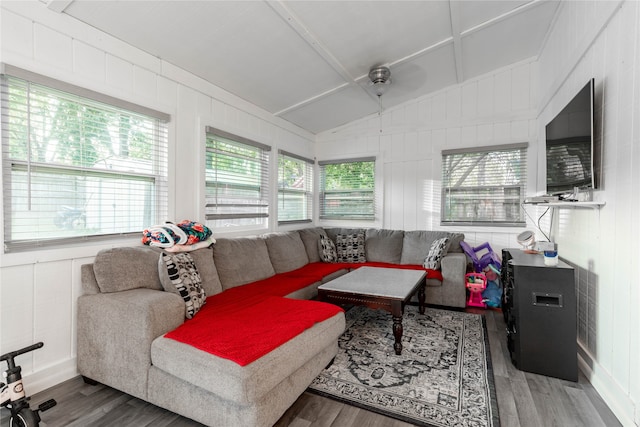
[
  {"xmin": 280, "ymin": 262, "xmax": 352, "ymax": 281},
  {"xmin": 165, "ymin": 296, "xmax": 343, "ymax": 366}
]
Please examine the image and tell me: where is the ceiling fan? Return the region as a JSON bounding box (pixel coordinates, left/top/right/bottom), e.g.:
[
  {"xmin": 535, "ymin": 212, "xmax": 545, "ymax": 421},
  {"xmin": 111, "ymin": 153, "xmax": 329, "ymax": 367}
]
[{"xmin": 368, "ymin": 65, "xmax": 391, "ymax": 97}]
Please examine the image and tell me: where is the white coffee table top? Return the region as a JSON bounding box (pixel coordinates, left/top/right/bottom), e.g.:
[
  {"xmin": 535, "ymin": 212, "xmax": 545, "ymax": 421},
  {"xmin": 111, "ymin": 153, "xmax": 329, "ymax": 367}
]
[{"xmin": 318, "ymin": 266, "xmax": 426, "ymax": 299}]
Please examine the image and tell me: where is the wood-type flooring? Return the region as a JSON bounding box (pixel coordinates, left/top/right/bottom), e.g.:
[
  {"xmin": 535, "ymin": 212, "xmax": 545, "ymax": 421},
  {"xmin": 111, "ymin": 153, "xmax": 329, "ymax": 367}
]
[{"xmin": 1, "ymin": 309, "xmax": 621, "ymax": 427}]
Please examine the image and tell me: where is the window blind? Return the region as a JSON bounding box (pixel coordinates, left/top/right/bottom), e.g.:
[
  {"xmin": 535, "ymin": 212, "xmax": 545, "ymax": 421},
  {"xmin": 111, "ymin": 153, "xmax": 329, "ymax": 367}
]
[
  {"xmin": 1, "ymin": 70, "xmax": 169, "ymax": 252},
  {"xmin": 441, "ymin": 143, "xmax": 527, "ymax": 226},
  {"xmin": 277, "ymin": 150, "xmax": 313, "ymax": 224},
  {"xmin": 319, "ymin": 157, "xmax": 376, "ymax": 221},
  {"xmin": 205, "ymin": 127, "xmax": 270, "ymax": 230}
]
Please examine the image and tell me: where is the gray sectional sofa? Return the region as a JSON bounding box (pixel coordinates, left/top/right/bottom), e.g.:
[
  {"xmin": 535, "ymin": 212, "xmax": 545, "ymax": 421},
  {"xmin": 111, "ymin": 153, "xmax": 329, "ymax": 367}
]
[{"xmin": 77, "ymin": 227, "xmax": 466, "ymax": 427}]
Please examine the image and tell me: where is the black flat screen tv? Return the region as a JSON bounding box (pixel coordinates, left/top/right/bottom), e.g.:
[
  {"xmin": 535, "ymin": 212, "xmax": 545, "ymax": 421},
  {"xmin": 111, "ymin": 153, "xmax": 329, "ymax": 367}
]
[{"xmin": 545, "ymin": 79, "xmax": 596, "ymax": 196}]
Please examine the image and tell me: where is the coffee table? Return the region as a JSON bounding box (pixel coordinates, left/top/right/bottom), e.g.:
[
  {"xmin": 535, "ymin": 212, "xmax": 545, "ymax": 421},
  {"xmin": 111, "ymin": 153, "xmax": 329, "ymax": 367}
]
[{"xmin": 317, "ymin": 266, "xmax": 426, "ymax": 355}]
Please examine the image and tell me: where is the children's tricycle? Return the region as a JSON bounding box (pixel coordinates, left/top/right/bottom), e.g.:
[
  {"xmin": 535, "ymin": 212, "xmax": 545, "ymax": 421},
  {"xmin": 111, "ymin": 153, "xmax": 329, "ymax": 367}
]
[{"xmin": 1, "ymin": 342, "xmax": 56, "ymax": 426}]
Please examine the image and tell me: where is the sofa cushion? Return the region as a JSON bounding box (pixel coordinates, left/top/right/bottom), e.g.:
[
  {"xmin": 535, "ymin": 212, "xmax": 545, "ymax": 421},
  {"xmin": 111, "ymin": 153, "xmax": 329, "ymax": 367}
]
[
  {"xmin": 186, "ymin": 247, "xmax": 223, "ymax": 296},
  {"xmin": 445, "ymin": 233, "xmax": 465, "ymax": 253},
  {"xmin": 335, "ymin": 232, "xmax": 366, "ymax": 263},
  {"xmin": 213, "ymin": 237, "xmax": 276, "ymax": 290},
  {"xmin": 159, "ymin": 252, "xmax": 206, "ymax": 319},
  {"xmin": 324, "ymin": 228, "xmax": 363, "ymax": 243},
  {"xmin": 264, "ymin": 232, "xmax": 309, "ymax": 274},
  {"xmin": 423, "ymin": 237, "xmax": 450, "ymax": 270},
  {"xmin": 318, "ymin": 233, "xmax": 337, "ymax": 263},
  {"xmin": 93, "ymin": 246, "xmax": 163, "ymax": 293},
  {"xmin": 365, "ymin": 228, "xmax": 404, "ymax": 263},
  {"xmin": 298, "ymin": 227, "xmax": 325, "ymax": 262},
  {"xmin": 400, "ymin": 231, "xmax": 464, "ymax": 264}
]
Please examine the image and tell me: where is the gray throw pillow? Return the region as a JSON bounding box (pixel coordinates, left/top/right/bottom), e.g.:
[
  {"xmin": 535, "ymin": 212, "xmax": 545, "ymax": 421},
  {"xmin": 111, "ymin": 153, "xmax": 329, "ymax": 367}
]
[
  {"xmin": 423, "ymin": 237, "xmax": 450, "ymax": 270},
  {"xmin": 159, "ymin": 252, "xmax": 206, "ymax": 319},
  {"xmin": 335, "ymin": 232, "xmax": 366, "ymax": 263},
  {"xmin": 318, "ymin": 234, "xmax": 337, "ymax": 263}
]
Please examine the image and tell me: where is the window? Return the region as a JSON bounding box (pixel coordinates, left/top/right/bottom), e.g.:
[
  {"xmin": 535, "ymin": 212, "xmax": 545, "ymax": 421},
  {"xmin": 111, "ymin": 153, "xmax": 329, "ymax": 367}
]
[
  {"xmin": 441, "ymin": 143, "xmax": 527, "ymax": 226},
  {"xmin": 319, "ymin": 157, "xmax": 376, "ymax": 221},
  {"xmin": 1, "ymin": 65, "xmax": 169, "ymax": 252},
  {"xmin": 278, "ymin": 150, "xmax": 313, "ymax": 224},
  {"xmin": 205, "ymin": 127, "xmax": 270, "ymax": 230}
]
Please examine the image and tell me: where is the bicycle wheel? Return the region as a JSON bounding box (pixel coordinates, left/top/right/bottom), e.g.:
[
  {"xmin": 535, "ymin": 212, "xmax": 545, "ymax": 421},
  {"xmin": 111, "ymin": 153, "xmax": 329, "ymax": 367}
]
[{"xmin": 10, "ymin": 408, "xmax": 39, "ymax": 427}]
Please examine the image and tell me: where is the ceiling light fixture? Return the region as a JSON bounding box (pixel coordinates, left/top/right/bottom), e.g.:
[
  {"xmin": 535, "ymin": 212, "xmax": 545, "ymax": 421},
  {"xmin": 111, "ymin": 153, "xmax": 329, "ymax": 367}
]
[
  {"xmin": 368, "ymin": 66, "xmax": 391, "ymax": 97},
  {"xmin": 368, "ymin": 65, "xmax": 391, "ymax": 134}
]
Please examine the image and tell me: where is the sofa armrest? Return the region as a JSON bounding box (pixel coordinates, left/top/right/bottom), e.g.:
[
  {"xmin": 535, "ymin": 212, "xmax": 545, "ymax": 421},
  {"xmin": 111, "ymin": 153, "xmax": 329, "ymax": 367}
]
[
  {"xmin": 432, "ymin": 253, "xmax": 467, "ymax": 308},
  {"xmin": 77, "ymin": 288, "xmax": 184, "ymax": 400},
  {"xmin": 441, "ymin": 252, "xmax": 466, "ymax": 279}
]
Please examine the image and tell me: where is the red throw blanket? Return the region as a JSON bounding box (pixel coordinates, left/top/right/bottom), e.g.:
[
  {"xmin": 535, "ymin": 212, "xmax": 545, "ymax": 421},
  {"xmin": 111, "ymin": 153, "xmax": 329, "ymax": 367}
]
[
  {"xmin": 164, "ymin": 295, "xmax": 343, "ymax": 366},
  {"xmin": 164, "ymin": 261, "xmax": 440, "ymax": 366}
]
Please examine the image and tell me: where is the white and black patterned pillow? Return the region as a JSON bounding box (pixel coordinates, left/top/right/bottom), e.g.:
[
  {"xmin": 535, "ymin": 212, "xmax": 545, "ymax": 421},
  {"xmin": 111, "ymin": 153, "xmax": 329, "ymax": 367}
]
[
  {"xmin": 335, "ymin": 232, "xmax": 366, "ymax": 263},
  {"xmin": 318, "ymin": 234, "xmax": 337, "ymax": 263},
  {"xmin": 160, "ymin": 252, "xmax": 206, "ymax": 319},
  {"xmin": 423, "ymin": 237, "xmax": 450, "ymax": 270}
]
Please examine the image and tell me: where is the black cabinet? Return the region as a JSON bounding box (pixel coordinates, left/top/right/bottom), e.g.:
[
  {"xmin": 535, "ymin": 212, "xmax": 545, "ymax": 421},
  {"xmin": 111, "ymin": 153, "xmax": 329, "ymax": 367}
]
[{"xmin": 501, "ymin": 248, "xmax": 577, "ymax": 381}]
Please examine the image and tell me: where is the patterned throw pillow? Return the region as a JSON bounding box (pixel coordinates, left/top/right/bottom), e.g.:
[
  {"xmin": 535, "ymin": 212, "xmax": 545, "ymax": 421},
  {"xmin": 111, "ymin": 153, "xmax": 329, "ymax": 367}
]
[
  {"xmin": 423, "ymin": 237, "xmax": 450, "ymax": 270},
  {"xmin": 335, "ymin": 232, "xmax": 366, "ymax": 263},
  {"xmin": 160, "ymin": 252, "xmax": 206, "ymax": 319},
  {"xmin": 318, "ymin": 234, "xmax": 337, "ymax": 263}
]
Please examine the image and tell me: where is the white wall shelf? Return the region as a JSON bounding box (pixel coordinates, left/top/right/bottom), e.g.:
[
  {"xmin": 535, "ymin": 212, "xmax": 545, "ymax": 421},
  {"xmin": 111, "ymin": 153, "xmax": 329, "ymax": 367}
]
[{"xmin": 523, "ymin": 201, "xmax": 605, "ymax": 209}]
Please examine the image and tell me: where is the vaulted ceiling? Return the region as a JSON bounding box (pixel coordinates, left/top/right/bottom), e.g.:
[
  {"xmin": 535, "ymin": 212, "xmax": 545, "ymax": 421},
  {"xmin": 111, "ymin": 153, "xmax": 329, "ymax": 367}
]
[{"xmin": 49, "ymin": 0, "xmax": 560, "ymax": 134}]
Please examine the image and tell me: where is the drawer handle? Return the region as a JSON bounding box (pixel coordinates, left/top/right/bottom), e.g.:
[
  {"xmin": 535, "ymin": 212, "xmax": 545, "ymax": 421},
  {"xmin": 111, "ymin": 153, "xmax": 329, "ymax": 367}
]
[{"xmin": 532, "ymin": 292, "xmax": 563, "ymax": 307}]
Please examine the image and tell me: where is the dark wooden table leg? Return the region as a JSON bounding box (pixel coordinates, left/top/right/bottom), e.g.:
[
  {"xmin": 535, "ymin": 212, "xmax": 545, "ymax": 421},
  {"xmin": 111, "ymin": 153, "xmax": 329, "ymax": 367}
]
[
  {"xmin": 392, "ymin": 316, "xmax": 403, "ymax": 354},
  {"xmin": 391, "ymin": 301, "xmax": 403, "ymax": 355},
  {"xmin": 418, "ymin": 278, "xmax": 426, "ymax": 314}
]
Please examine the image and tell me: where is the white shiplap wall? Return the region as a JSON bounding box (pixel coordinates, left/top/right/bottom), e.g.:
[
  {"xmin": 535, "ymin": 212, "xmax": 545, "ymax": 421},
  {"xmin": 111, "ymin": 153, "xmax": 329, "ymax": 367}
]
[
  {"xmin": 537, "ymin": 1, "xmax": 639, "ymax": 425},
  {"xmin": 0, "ymin": 1, "xmax": 314, "ymax": 394},
  {"xmin": 316, "ymin": 58, "xmax": 540, "ymax": 253}
]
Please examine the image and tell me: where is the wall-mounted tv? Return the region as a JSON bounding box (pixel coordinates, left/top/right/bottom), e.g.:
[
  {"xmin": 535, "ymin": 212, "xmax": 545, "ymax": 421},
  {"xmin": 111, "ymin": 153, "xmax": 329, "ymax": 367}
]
[{"xmin": 545, "ymin": 79, "xmax": 596, "ymax": 196}]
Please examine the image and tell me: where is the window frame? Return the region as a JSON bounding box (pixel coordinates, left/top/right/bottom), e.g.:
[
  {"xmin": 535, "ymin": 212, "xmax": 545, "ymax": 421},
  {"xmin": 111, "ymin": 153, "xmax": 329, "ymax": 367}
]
[
  {"xmin": 318, "ymin": 156, "xmax": 376, "ymax": 222},
  {"xmin": 204, "ymin": 126, "xmax": 271, "ymax": 232},
  {"xmin": 1, "ymin": 64, "xmax": 170, "ymax": 252},
  {"xmin": 277, "ymin": 149, "xmax": 314, "ymax": 225},
  {"xmin": 440, "ymin": 143, "xmax": 527, "ymax": 227}
]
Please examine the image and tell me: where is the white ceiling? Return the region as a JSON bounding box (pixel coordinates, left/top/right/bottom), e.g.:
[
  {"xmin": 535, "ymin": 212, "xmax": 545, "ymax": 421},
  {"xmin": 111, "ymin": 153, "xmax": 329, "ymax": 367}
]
[{"xmin": 50, "ymin": 0, "xmax": 560, "ymax": 134}]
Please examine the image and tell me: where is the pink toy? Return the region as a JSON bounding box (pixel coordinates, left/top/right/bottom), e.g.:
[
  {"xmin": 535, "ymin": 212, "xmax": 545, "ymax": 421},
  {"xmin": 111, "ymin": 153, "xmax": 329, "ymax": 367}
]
[{"xmin": 465, "ymin": 273, "xmax": 487, "ymax": 308}]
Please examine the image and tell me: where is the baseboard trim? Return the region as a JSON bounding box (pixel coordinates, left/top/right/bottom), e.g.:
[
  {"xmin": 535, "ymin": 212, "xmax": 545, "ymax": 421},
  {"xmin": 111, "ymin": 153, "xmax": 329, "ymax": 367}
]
[
  {"xmin": 23, "ymin": 357, "xmax": 78, "ymax": 396},
  {"xmin": 578, "ymin": 349, "xmax": 636, "ymax": 426}
]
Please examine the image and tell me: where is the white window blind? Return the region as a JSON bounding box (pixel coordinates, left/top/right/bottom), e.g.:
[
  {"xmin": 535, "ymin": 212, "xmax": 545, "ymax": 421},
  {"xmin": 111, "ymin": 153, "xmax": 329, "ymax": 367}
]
[
  {"xmin": 319, "ymin": 157, "xmax": 376, "ymax": 221},
  {"xmin": 1, "ymin": 66, "xmax": 169, "ymax": 252},
  {"xmin": 441, "ymin": 143, "xmax": 527, "ymax": 226},
  {"xmin": 277, "ymin": 150, "xmax": 313, "ymax": 224},
  {"xmin": 205, "ymin": 127, "xmax": 270, "ymax": 230}
]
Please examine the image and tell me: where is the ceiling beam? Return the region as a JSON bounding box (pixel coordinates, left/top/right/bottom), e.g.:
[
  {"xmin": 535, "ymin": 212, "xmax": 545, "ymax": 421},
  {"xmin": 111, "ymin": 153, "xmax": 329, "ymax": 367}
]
[
  {"xmin": 461, "ymin": 0, "xmax": 545, "ymax": 37},
  {"xmin": 46, "ymin": 0, "xmax": 74, "ymax": 13},
  {"xmin": 266, "ymin": 0, "xmax": 381, "ymax": 114},
  {"xmin": 448, "ymin": 0, "xmax": 464, "ymax": 84}
]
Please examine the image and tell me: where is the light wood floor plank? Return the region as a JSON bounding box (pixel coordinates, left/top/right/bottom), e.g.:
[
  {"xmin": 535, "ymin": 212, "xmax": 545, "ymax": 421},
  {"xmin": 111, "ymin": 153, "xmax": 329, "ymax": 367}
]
[
  {"xmin": 564, "ymin": 385, "xmax": 609, "ymax": 427},
  {"xmin": 493, "ymin": 375, "xmax": 521, "ymax": 427}
]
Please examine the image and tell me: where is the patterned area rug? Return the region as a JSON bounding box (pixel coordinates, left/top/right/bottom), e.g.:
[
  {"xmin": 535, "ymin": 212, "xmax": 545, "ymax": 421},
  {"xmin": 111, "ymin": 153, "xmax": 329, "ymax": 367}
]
[{"xmin": 308, "ymin": 305, "xmax": 500, "ymax": 427}]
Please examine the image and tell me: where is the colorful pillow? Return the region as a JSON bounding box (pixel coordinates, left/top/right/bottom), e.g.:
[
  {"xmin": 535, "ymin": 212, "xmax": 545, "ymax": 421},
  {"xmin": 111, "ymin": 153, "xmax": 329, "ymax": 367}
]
[
  {"xmin": 423, "ymin": 237, "xmax": 450, "ymax": 270},
  {"xmin": 335, "ymin": 232, "xmax": 366, "ymax": 263},
  {"xmin": 159, "ymin": 252, "xmax": 206, "ymax": 319},
  {"xmin": 318, "ymin": 234, "xmax": 337, "ymax": 263}
]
